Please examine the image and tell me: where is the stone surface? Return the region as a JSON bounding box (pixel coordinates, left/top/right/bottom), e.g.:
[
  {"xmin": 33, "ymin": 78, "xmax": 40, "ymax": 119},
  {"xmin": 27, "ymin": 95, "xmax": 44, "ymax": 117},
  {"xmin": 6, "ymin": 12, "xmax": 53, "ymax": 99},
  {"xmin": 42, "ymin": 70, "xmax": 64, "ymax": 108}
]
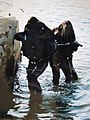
[{"xmin": 0, "ymin": 17, "xmax": 20, "ymax": 111}]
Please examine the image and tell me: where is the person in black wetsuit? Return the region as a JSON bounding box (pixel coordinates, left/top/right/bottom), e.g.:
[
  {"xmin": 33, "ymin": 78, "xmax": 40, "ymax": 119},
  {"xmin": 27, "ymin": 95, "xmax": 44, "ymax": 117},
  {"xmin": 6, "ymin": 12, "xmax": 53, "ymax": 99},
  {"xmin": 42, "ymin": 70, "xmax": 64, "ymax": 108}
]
[
  {"xmin": 14, "ymin": 17, "xmax": 55, "ymax": 92},
  {"xmin": 51, "ymin": 20, "xmax": 82, "ymax": 84}
]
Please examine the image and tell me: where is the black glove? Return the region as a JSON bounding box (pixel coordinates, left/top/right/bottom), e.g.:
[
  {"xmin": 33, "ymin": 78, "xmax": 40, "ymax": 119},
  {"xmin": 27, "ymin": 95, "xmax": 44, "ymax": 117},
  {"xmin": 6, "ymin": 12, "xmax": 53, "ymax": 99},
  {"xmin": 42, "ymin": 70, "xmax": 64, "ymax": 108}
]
[
  {"xmin": 70, "ymin": 41, "xmax": 83, "ymax": 52},
  {"xmin": 14, "ymin": 32, "xmax": 26, "ymax": 41},
  {"xmin": 56, "ymin": 41, "xmax": 83, "ymax": 55}
]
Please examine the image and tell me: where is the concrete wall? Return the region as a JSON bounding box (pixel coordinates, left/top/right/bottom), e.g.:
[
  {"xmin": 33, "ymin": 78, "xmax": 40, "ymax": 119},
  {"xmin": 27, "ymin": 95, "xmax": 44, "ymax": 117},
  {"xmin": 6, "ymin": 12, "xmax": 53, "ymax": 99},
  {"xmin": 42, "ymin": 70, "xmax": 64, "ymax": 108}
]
[{"xmin": 0, "ymin": 17, "xmax": 20, "ymax": 111}]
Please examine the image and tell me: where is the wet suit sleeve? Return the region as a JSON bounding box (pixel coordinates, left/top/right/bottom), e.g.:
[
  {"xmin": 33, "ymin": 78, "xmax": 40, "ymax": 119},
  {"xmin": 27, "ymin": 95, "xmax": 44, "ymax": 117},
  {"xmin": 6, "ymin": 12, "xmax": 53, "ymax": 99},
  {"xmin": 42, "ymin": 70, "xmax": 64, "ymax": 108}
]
[
  {"xmin": 14, "ymin": 32, "xmax": 26, "ymax": 41},
  {"xmin": 57, "ymin": 41, "xmax": 82, "ymax": 53}
]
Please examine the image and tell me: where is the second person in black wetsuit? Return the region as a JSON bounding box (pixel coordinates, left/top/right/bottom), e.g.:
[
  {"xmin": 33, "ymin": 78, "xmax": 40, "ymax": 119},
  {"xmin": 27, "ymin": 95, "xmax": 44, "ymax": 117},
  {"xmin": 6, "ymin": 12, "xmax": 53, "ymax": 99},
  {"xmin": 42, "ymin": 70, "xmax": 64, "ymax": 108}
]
[{"xmin": 51, "ymin": 20, "xmax": 79, "ymax": 84}]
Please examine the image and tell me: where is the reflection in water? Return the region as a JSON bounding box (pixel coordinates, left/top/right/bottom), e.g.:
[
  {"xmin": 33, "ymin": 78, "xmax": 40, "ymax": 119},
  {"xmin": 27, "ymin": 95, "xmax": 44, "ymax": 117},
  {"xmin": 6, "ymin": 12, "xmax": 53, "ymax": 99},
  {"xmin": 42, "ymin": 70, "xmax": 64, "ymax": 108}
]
[
  {"xmin": 0, "ymin": 0, "xmax": 90, "ymax": 119},
  {"xmin": 2, "ymin": 56, "xmax": 90, "ymax": 120},
  {"xmin": 25, "ymin": 93, "xmax": 43, "ymax": 120},
  {"xmin": 7, "ymin": 57, "xmax": 30, "ymax": 119}
]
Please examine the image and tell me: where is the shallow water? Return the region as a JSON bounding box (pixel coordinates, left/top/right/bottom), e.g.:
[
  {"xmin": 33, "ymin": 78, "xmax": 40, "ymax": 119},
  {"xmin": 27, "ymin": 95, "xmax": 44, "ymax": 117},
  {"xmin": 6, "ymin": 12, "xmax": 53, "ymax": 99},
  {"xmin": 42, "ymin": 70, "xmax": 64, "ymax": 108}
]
[{"xmin": 0, "ymin": 0, "xmax": 90, "ymax": 119}]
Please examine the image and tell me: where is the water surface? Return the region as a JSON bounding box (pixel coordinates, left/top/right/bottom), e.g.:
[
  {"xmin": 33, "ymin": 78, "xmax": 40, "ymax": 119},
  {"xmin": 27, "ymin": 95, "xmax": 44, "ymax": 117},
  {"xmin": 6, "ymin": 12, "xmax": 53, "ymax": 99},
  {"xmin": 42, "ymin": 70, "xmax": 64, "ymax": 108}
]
[{"xmin": 0, "ymin": 0, "xmax": 90, "ymax": 119}]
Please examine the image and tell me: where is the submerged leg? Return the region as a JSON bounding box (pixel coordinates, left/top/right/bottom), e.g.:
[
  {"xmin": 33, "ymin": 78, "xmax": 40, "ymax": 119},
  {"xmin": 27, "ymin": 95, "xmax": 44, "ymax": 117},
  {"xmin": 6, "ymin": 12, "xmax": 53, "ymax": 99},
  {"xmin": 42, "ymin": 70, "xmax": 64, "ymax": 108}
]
[
  {"xmin": 61, "ymin": 65, "xmax": 73, "ymax": 83},
  {"xmin": 51, "ymin": 67, "xmax": 60, "ymax": 85},
  {"xmin": 68, "ymin": 55, "xmax": 78, "ymax": 80},
  {"xmin": 27, "ymin": 59, "xmax": 48, "ymax": 92},
  {"xmin": 71, "ymin": 67, "xmax": 78, "ymax": 80},
  {"xmin": 58, "ymin": 56, "xmax": 73, "ymax": 82},
  {"xmin": 50, "ymin": 56, "xmax": 60, "ymax": 85}
]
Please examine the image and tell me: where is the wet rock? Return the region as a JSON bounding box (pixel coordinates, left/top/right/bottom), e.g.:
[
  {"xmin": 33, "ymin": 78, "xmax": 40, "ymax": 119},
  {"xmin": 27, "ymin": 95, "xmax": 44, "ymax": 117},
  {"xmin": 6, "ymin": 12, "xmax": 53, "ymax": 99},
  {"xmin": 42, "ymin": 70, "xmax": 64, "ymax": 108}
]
[{"xmin": 0, "ymin": 17, "xmax": 20, "ymax": 111}]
